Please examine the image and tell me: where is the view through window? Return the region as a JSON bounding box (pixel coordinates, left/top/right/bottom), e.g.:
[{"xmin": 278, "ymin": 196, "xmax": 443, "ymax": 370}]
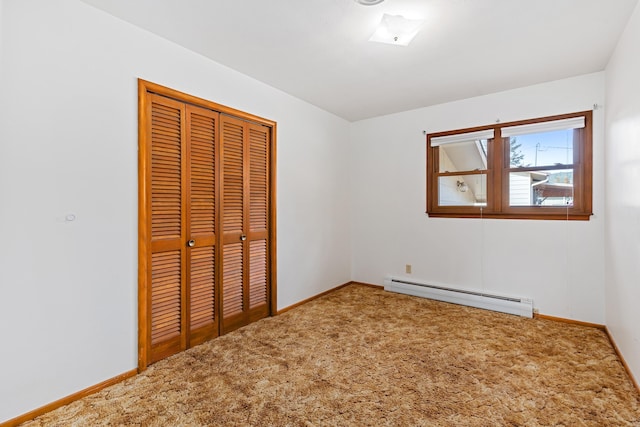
[{"xmin": 426, "ymin": 111, "xmax": 592, "ymax": 220}]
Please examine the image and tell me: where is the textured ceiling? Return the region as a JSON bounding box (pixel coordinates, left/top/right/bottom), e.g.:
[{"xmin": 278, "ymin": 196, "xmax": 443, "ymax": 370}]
[{"xmin": 82, "ymin": 0, "xmax": 638, "ymax": 121}]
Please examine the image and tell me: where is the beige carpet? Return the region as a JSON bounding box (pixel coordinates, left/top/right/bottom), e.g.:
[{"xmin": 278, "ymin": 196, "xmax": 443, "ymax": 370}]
[{"xmin": 22, "ymin": 285, "xmax": 640, "ymax": 426}]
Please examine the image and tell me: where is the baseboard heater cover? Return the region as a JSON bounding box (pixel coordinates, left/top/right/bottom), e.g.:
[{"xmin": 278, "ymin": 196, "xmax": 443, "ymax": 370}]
[{"xmin": 384, "ymin": 276, "xmax": 533, "ymax": 318}]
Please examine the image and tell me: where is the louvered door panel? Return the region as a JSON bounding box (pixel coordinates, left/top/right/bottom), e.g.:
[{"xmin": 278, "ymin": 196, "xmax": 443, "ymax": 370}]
[
  {"xmin": 247, "ymin": 124, "xmax": 270, "ymax": 321},
  {"xmin": 249, "ymin": 240, "xmax": 268, "ymax": 310},
  {"xmin": 222, "ymin": 120, "xmax": 244, "ymax": 234},
  {"xmin": 147, "ymin": 94, "xmax": 187, "ymax": 364},
  {"xmin": 189, "ymin": 111, "xmax": 216, "ymax": 236},
  {"xmin": 220, "ymin": 116, "xmax": 247, "ymax": 332},
  {"xmin": 186, "ymin": 106, "xmax": 219, "ymax": 346},
  {"xmin": 151, "ymin": 251, "xmax": 182, "ymax": 345},
  {"xmin": 189, "ymin": 246, "xmax": 215, "ymax": 337},
  {"xmin": 151, "ymin": 101, "xmax": 182, "ymax": 240},
  {"xmin": 249, "ymin": 127, "xmax": 268, "ymax": 232},
  {"xmin": 223, "ymin": 243, "xmax": 244, "ymax": 318}
]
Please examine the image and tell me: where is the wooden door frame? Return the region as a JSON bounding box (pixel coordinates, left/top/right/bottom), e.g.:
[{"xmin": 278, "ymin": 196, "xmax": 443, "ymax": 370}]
[{"xmin": 138, "ymin": 79, "xmax": 277, "ymax": 371}]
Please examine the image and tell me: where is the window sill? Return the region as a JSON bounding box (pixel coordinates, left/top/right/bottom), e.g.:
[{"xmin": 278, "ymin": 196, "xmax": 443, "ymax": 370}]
[{"xmin": 426, "ymin": 212, "xmax": 593, "ymax": 221}]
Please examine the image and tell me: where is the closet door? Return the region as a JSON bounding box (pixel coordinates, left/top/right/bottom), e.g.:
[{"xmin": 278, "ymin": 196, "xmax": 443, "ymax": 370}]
[
  {"xmin": 185, "ymin": 105, "xmax": 220, "ymax": 347},
  {"xmin": 139, "ymin": 79, "xmax": 275, "ymax": 370},
  {"xmin": 142, "ymin": 95, "xmax": 219, "ymax": 365},
  {"xmin": 247, "ymin": 123, "xmax": 270, "ymax": 321},
  {"xmin": 220, "ymin": 116, "xmax": 271, "ymax": 333},
  {"xmin": 145, "ymin": 94, "xmax": 188, "ymax": 363}
]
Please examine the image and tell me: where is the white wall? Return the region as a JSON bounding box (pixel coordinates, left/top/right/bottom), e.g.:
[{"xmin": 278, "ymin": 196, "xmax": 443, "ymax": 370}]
[
  {"xmin": 0, "ymin": 0, "xmax": 351, "ymax": 422},
  {"xmin": 350, "ymin": 73, "xmax": 606, "ymax": 324},
  {"xmin": 604, "ymin": 1, "xmax": 640, "ymax": 384},
  {"xmin": 0, "ymin": 1, "xmax": 3, "ymax": 78}
]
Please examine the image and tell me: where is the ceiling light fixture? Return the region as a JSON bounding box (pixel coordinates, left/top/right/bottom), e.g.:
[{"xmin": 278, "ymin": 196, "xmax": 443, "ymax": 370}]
[
  {"xmin": 369, "ymin": 13, "xmax": 424, "ymax": 46},
  {"xmin": 355, "ymin": 0, "xmax": 385, "ymax": 5}
]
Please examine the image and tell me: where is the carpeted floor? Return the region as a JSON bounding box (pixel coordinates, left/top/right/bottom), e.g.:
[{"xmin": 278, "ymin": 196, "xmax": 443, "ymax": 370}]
[{"xmin": 22, "ymin": 284, "xmax": 640, "ymax": 426}]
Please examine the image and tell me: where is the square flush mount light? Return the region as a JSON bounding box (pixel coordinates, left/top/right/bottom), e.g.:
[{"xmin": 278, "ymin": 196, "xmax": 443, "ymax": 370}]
[{"xmin": 369, "ymin": 13, "xmax": 424, "ymax": 46}]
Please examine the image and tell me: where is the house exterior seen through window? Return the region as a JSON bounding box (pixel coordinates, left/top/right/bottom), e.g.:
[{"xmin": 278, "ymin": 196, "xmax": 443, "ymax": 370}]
[{"xmin": 426, "ymin": 111, "xmax": 592, "ymax": 220}]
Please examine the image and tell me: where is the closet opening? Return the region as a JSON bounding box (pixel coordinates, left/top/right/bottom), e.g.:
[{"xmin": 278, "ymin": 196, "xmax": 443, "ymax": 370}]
[{"xmin": 138, "ymin": 80, "xmax": 277, "ymax": 370}]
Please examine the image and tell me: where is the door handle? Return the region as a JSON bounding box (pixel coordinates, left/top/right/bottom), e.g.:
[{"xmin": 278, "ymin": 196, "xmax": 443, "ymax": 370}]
[
  {"xmin": 187, "ymin": 239, "xmax": 195, "ymax": 247},
  {"xmin": 240, "ymin": 235, "xmax": 247, "ymax": 241}
]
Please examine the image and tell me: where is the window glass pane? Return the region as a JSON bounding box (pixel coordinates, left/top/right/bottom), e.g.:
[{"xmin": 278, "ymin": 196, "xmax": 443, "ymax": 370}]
[
  {"xmin": 509, "ymin": 169, "xmax": 573, "ymax": 206},
  {"xmin": 509, "ymin": 129, "xmax": 573, "ymax": 168},
  {"xmin": 438, "ymin": 174, "xmax": 487, "ymax": 206},
  {"xmin": 438, "ymin": 140, "xmax": 488, "ymax": 173}
]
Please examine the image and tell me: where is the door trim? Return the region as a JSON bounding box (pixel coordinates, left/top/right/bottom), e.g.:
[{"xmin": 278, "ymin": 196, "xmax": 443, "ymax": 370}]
[{"xmin": 138, "ymin": 79, "xmax": 277, "ymax": 371}]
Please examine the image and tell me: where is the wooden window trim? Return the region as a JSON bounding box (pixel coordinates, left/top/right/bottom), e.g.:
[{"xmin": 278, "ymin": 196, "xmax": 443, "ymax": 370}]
[{"xmin": 426, "ymin": 111, "xmax": 593, "ymax": 220}]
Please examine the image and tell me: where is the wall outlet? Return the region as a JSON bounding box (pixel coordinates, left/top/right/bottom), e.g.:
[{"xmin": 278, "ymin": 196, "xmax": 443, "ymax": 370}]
[{"xmin": 405, "ymin": 264, "xmax": 412, "ymax": 274}]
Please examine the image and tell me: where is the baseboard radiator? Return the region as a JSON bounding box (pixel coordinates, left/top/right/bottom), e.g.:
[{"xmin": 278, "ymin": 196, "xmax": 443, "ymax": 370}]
[{"xmin": 384, "ymin": 276, "xmax": 533, "ymax": 318}]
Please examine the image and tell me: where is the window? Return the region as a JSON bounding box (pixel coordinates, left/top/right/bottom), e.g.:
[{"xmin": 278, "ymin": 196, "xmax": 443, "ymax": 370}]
[{"xmin": 426, "ymin": 111, "xmax": 592, "ymax": 220}]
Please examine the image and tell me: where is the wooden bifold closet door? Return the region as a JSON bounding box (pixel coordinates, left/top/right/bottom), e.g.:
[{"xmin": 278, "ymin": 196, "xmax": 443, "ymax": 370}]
[
  {"xmin": 220, "ymin": 115, "xmax": 271, "ymax": 334},
  {"xmin": 138, "ymin": 81, "xmax": 275, "ymax": 369},
  {"xmin": 141, "ymin": 94, "xmax": 220, "ymax": 365}
]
